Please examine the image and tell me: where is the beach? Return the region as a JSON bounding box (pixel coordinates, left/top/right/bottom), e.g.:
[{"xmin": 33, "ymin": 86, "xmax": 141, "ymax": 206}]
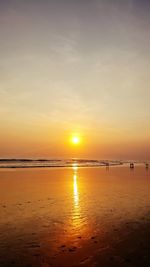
[{"xmin": 0, "ymin": 166, "xmax": 150, "ymax": 266}]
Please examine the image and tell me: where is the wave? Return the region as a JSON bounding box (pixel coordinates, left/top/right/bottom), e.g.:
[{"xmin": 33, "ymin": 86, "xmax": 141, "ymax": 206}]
[{"xmin": 0, "ymin": 159, "xmax": 123, "ymax": 168}]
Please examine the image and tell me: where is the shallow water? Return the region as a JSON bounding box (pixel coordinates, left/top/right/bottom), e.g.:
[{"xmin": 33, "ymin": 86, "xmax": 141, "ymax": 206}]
[{"xmin": 0, "ymin": 166, "xmax": 150, "ymax": 266}]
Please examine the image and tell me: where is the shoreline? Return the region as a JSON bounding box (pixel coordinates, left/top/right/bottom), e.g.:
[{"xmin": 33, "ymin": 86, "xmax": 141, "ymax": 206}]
[
  {"xmin": 0, "ymin": 163, "xmax": 148, "ymax": 169},
  {"xmin": 0, "ymin": 164, "xmax": 122, "ymax": 169}
]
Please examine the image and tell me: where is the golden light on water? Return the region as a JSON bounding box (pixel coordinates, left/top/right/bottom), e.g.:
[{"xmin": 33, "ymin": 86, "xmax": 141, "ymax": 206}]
[
  {"xmin": 72, "ymin": 164, "xmax": 81, "ymax": 234},
  {"xmin": 72, "ymin": 162, "xmax": 78, "ymax": 171},
  {"xmin": 73, "ymin": 163, "xmax": 79, "ymax": 207},
  {"xmin": 69, "ymin": 165, "xmax": 93, "ymax": 242},
  {"xmin": 73, "ymin": 174, "xmax": 79, "ymax": 207}
]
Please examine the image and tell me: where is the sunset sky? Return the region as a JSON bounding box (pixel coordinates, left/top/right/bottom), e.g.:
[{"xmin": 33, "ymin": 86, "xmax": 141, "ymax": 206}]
[{"xmin": 0, "ymin": 0, "xmax": 150, "ymax": 159}]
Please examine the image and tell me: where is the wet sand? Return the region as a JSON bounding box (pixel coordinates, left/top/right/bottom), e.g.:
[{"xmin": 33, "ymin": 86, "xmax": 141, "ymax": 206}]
[
  {"xmin": 0, "ymin": 216, "xmax": 150, "ymax": 266},
  {"xmin": 0, "ymin": 166, "xmax": 150, "ymax": 266}
]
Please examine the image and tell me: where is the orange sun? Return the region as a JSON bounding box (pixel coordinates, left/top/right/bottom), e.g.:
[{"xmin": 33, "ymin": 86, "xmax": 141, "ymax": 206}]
[{"xmin": 71, "ymin": 136, "xmax": 80, "ymax": 145}]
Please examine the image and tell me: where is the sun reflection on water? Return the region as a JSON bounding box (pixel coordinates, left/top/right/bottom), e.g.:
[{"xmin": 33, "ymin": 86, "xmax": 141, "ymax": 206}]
[
  {"xmin": 72, "ymin": 163, "xmax": 79, "ymax": 208},
  {"xmin": 71, "ymin": 165, "xmax": 92, "ymax": 241},
  {"xmin": 72, "ymin": 162, "xmax": 78, "ymax": 172},
  {"xmin": 72, "ymin": 164, "xmax": 81, "ymax": 233},
  {"xmin": 73, "ymin": 174, "xmax": 79, "ymax": 207}
]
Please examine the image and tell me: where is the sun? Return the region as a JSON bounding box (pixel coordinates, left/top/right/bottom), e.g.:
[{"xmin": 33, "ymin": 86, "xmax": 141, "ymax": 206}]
[{"xmin": 71, "ymin": 136, "xmax": 80, "ymax": 145}]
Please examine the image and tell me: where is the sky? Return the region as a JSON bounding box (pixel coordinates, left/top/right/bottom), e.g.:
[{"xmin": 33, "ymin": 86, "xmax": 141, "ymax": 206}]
[{"xmin": 0, "ymin": 0, "xmax": 150, "ymax": 159}]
